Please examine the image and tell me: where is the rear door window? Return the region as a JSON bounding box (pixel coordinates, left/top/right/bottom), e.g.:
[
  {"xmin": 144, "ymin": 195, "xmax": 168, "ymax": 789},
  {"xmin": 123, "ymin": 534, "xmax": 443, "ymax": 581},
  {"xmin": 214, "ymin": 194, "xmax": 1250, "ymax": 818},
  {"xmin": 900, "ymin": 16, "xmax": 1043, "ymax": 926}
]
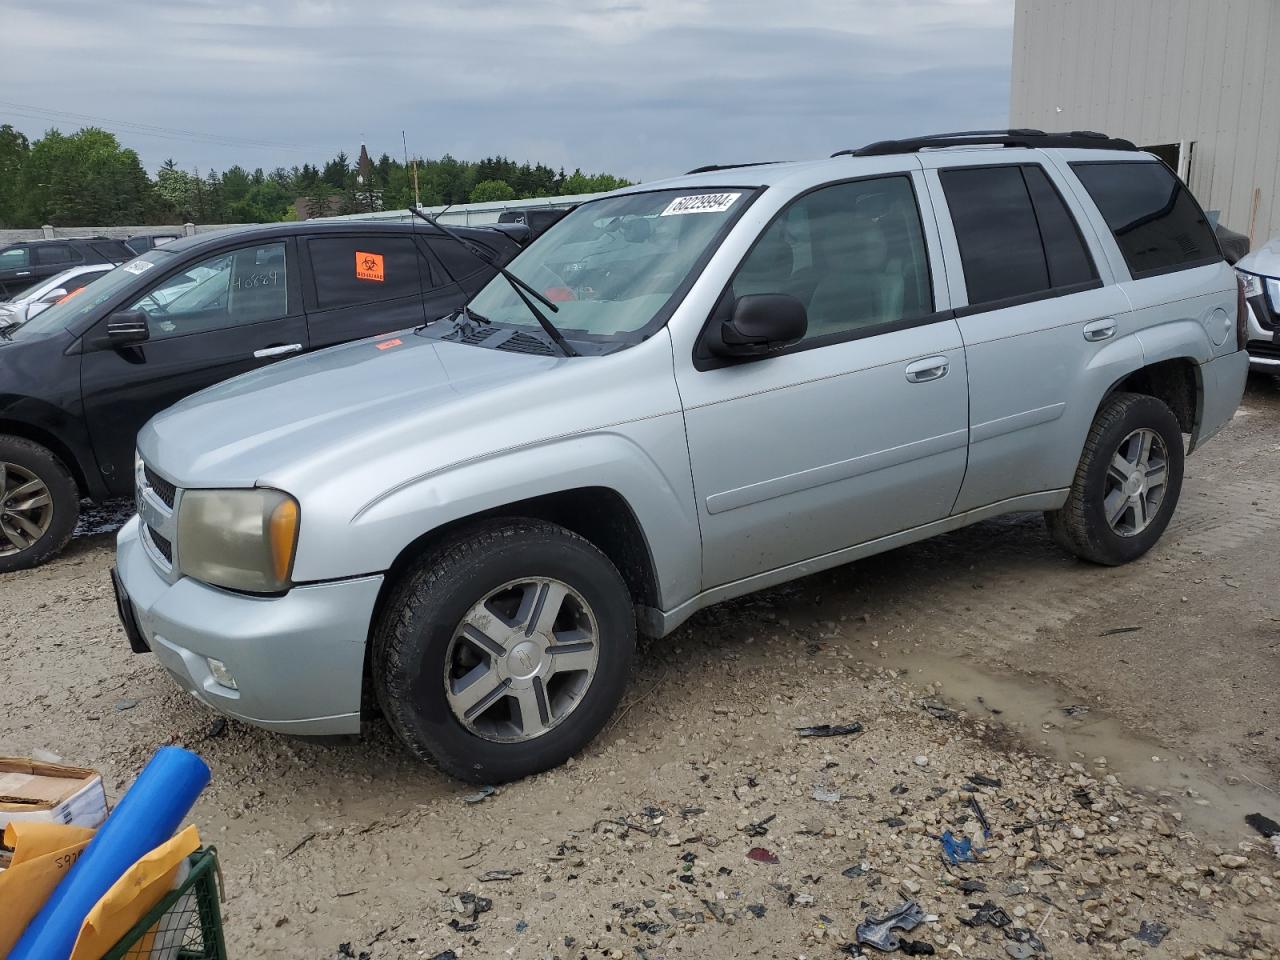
[
  {"xmin": 1070, "ymin": 160, "xmax": 1220, "ymax": 277},
  {"xmin": 35, "ymin": 244, "xmax": 76, "ymax": 266},
  {"xmin": 940, "ymin": 164, "xmax": 1097, "ymax": 307},
  {"xmin": 91, "ymin": 240, "xmax": 134, "ymax": 261},
  {"xmin": 307, "ymin": 236, "xmax": 425, "ymax": 309}
]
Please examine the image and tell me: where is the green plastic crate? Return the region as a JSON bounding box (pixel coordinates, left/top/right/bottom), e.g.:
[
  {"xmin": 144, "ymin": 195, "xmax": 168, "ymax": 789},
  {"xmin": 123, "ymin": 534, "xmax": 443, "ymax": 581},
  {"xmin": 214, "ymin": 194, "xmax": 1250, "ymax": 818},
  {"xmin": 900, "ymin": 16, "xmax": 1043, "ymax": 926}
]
[{"xmin": 101, "ymin": 847, "xmax": 226, "ymax": 960}]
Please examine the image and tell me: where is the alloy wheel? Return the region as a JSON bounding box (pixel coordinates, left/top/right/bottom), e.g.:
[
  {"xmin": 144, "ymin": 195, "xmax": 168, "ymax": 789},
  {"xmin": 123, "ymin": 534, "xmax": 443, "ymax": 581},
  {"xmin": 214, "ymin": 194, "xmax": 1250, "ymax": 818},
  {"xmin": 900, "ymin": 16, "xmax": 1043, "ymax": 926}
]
[
  {"xmin": 1103, "ymin": 428, "xmax": 1169, "ymax": 537},
  {"xmin": 0, "ymin": 462, "xmax": 54, "ymax": 557},
  {"xmin": 444, "ymin": 577, "xmax": 600, "ymax": 743}
]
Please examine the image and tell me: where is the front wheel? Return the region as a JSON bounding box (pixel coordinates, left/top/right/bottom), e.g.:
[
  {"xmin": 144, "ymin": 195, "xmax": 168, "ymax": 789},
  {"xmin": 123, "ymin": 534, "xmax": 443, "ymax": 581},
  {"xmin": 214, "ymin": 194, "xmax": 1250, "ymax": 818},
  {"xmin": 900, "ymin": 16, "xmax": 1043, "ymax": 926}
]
[
  {"xmin": 1045, "ymin": 392, "xmax": 1185, "ymax": 565},
  {"xmin": 372, "ymin": 519, "xmax": 636, "ymax": 783},
  {"xmin": 0, "ymin": 435, "xmax": 80, "ymax": 573}
]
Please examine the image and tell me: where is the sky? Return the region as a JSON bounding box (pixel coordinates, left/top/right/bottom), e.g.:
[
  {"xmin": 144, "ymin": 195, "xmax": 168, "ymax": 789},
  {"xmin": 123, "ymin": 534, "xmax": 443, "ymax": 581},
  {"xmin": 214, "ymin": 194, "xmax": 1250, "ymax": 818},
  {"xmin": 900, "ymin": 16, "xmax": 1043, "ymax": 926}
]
[{"xmin": 0, "ymin": 0, "xmax": 1015, "ymax": 183}]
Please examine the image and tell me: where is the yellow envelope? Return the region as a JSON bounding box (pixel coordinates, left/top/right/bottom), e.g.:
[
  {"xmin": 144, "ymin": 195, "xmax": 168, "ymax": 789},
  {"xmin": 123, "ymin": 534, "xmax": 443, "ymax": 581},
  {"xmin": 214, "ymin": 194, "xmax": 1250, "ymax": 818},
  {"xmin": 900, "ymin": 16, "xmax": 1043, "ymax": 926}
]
[
  {"xmin": 69, "ymin": 825, "xmax": 200, "ymax": 960},
  {"xmin": 0, "ymin": 821, "xmax": 96, "ymax": 958}
]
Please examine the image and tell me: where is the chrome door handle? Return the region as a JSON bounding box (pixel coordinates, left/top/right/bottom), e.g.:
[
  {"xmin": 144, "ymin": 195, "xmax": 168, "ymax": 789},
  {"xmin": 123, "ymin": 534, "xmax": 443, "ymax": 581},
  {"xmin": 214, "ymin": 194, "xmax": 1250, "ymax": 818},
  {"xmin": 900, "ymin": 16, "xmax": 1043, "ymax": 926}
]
[
  {"xmin": 15, "ymin": 271, "xmax": 30, "ymax": 277},
  {"xmin": 1083, "ymin": 318, "xmax": 1117, "ymax": 342},
  {"xmin": 905, "ymin": 356, "xmax": 949, "ymax": 383},
  {"xmin": 253, "ymin": 343, "xmax": 302, "ymax": 359}
]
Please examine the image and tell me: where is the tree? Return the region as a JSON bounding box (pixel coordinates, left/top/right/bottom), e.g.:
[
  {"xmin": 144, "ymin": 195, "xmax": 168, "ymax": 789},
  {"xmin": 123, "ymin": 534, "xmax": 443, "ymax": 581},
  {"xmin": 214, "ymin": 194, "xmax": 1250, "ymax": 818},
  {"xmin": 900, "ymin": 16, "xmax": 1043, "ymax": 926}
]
[
  {"xmin": 15, "ymin": 127, "xmax": 159, "ymax": 226},
  {"xmin": 469, "ymin": 179, "xmax": 517, "ymax": 203},
  {"xmin": 322, "ymin": 152, "xmax": 349, "ymax": 188},
  {"xmin": 0, "ymin": 125, "xmax": 31, "ymax": 227},
  {"xmin": 302, "ymin": 180, "xmax": 332, "ymax": 219}
]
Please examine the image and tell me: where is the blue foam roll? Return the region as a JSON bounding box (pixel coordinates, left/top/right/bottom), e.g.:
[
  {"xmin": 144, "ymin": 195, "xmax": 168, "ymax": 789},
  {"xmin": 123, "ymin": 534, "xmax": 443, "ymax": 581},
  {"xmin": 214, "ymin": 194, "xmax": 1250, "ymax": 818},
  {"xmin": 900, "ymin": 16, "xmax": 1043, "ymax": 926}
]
[{"xmin": 10, "ymin": 746, "xmax": 211, "ymax": 960}]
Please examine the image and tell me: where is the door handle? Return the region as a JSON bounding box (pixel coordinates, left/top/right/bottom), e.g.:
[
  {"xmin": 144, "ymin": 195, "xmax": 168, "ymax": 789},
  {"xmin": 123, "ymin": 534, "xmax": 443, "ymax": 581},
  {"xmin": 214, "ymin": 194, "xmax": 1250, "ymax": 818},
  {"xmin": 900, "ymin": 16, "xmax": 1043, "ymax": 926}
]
[
  {"xmin": 16, "ymin": 271, "xmax": 31, "ymax": 277},
  {"xmin": 1083, "ymin": 318, "xmax": 1117, "ymax": 342},
  {"xmin": 253, "ymin": 343, "xmax": 302, "ymax": 359},
  {"xmin": 905, "ymin": 356, "xmax": 949, "ymax": 383}
]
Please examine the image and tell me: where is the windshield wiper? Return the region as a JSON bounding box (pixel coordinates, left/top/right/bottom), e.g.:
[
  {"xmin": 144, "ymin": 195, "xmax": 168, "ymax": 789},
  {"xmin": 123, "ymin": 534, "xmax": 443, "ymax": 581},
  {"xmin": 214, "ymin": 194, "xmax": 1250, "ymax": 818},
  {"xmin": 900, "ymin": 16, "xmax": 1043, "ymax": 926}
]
[{"xmin": 410, "ymin": 207, "xmax": 578, "ymax": 358}]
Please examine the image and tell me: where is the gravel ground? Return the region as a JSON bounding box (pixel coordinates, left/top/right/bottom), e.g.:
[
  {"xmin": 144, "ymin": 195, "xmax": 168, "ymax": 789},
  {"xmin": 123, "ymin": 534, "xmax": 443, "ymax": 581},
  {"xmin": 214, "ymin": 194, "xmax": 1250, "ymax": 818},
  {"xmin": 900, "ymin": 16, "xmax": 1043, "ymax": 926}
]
[{"xmin": 2, "ymin": 375, "xmax": 1278, "ymax": 959}]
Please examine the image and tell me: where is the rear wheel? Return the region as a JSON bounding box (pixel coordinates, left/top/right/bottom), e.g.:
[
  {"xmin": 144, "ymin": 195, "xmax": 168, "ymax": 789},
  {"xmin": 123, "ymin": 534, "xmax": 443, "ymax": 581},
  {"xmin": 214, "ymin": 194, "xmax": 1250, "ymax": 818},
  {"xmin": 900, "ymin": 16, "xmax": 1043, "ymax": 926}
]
[
  {"xmin": 372, "ymin": 519, "xmax": 636, "ymax": 783},
  {"xmin": 0, "ymin": 435, "xmax": 80, "ymax": 573},
  {"xmin": 1045, "ymin": 392, "xmax": 1184, "ymax": 565}
]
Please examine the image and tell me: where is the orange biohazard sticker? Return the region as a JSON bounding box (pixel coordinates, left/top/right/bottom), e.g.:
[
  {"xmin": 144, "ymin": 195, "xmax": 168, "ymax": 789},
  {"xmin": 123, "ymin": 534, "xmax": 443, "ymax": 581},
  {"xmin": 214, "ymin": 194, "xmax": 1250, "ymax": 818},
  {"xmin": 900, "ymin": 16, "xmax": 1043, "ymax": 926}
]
[
  {"xmin": 355, "ymin": 251, "xmax": 385, "ymax": 282},
  {"xmin": 376, "ymin": 338, "xmax": 402, "ymax": 350}
]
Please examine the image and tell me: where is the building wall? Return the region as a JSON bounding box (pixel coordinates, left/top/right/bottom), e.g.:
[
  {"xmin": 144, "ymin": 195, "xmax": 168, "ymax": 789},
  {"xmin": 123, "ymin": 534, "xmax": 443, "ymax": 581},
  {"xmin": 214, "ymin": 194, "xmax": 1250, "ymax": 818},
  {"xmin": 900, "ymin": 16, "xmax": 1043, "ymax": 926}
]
[{"xmin": 1011, "ymin": 0, "xmax": 1280, "ymax": 244}]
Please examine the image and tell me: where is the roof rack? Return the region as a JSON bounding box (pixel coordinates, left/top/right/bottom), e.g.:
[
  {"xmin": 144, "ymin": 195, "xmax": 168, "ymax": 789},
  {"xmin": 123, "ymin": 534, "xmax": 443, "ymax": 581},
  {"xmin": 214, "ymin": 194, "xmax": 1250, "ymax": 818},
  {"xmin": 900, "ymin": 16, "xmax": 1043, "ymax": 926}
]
[
  {"xmin": 684, "ymin": 161, "xmax": 783, "ymax": 175},
  {"xmin": 833, "ymin": 129, "xmax": 1139, "ymax": 158}
]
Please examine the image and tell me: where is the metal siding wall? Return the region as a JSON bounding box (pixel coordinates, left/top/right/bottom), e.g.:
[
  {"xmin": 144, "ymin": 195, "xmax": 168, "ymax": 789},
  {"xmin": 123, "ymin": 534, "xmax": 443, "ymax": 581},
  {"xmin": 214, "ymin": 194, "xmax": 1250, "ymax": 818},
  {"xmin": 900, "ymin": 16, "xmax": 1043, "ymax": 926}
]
[{"xmin": 1011, "ymin": 0, "xmax": 1280, "ymax": 244}]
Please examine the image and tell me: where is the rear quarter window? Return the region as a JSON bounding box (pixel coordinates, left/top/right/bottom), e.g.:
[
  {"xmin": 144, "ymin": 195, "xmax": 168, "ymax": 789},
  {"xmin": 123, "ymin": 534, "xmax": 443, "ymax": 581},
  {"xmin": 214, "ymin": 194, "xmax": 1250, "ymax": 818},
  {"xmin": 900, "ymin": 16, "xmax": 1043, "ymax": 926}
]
[{"xmin": 1070, "ymin": 161, "xmax": 1221, "ymax": 278}]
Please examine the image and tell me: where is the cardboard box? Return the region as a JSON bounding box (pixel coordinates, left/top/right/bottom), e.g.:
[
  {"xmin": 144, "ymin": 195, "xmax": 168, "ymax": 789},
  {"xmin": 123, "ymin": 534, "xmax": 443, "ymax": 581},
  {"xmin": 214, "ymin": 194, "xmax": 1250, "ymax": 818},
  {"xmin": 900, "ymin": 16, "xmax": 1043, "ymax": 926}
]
[{"xmin": 0, "ymin": 758, "xmax": 108, "ymax": 833}]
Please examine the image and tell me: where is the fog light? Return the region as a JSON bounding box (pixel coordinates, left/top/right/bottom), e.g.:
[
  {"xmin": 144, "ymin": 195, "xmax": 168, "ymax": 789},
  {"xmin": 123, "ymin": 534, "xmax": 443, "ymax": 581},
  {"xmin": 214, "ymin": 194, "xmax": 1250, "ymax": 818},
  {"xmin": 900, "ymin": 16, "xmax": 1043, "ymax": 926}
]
[{"xmin": 207, "ymin": 657, "xmax": 238, "ymax": 690}]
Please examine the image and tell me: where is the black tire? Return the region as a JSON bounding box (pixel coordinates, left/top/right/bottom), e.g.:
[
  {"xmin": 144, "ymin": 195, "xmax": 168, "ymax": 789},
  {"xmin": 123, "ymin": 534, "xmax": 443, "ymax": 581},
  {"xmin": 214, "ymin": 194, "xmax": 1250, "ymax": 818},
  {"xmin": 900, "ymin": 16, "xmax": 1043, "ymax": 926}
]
[
  {"xmin": 372, "ymin": 518, "xmax": 636, "ymax": 783},
  {"xmin": 1045, "ymin": 392, "xmax": 1185, "ymax": 566},
  {"xmin": 0, "ymin": 435, "xmax": 80, "ymax": 574}
]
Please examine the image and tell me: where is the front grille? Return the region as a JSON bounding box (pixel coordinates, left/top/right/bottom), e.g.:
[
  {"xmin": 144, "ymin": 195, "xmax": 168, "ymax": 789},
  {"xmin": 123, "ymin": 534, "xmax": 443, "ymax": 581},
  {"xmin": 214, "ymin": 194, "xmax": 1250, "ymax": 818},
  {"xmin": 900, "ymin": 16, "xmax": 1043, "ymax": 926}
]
[
  {"xmin": 144, "ymin": 465, "xmax": 176, "ymax": 508},
  {"xmin": 147, "ymin": 526, "xmax": 173, "ymax": 563}
]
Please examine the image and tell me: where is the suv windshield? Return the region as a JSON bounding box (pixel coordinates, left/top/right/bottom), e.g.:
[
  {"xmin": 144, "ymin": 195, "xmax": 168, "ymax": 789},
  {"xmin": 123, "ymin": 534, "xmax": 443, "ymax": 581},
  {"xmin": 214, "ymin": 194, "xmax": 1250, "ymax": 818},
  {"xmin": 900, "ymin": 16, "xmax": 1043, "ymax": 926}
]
[
  {"xmin": 4, "ymin": 251, "xmax": 174, "ymax": 339},
  {"xmin": 457, "ymin": 188, "xmax": 753, "ymax": 347}
]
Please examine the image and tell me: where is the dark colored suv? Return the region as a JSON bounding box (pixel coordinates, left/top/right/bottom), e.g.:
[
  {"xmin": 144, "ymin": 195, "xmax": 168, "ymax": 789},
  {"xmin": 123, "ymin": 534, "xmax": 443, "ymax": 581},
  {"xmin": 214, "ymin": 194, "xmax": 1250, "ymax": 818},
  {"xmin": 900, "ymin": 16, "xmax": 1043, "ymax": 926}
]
[
  {"xmin": 0, "ymin": 220, "xmax": 521, "ymax": 570},
  {"xmin": 0, "ymin": 237, "xmax": 133, "ymax": 299}
]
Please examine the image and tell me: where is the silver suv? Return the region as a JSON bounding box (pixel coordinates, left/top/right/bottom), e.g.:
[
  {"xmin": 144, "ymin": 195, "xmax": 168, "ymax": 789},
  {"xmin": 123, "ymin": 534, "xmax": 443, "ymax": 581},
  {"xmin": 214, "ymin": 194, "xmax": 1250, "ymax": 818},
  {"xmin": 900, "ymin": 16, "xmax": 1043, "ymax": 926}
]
[{"xmin": 113, "ymin": 130, "xmax": 1250, "ymax": 783}]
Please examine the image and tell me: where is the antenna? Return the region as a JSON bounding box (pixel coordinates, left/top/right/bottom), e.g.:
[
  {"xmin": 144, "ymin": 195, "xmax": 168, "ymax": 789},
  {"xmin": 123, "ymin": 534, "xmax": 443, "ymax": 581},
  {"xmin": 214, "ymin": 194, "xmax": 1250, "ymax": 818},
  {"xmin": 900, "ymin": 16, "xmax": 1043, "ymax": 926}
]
[{"xmin": 402, "ymin": 129, "xmax": 421, "ymax": 210}]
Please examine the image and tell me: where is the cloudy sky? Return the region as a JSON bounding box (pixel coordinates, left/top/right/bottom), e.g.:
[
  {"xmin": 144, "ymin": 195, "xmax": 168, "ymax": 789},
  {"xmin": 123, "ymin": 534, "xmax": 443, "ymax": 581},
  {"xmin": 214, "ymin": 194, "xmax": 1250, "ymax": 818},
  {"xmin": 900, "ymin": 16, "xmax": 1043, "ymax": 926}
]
[{"xmin": 1, "ymin": 0, "xmax": 1014, "ymax": 182}]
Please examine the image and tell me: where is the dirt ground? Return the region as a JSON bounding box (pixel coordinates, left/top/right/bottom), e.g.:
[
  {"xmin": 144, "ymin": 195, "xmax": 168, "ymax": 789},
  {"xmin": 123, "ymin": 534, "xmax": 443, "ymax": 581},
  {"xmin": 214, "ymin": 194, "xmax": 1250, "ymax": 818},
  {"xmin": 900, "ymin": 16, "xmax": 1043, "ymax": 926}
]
[{"xmin": 2, "ymin": 376, "xmax": 1278, "ymax": 959}]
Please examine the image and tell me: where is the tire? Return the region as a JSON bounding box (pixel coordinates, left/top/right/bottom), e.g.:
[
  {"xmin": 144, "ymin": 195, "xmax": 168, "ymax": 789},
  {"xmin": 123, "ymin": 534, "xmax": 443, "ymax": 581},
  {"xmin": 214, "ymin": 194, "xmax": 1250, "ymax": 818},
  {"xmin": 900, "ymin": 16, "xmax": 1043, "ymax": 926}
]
[
  {"xmin": 1045, "ymin": 392, "xmax": 1185, "ymax": 566},
  {"xmin": 0, "ymin": 435, "xmax": 80, "ymax": 573},
  {"xmin": 372, "ymin": 518, "xmax": 636, "ymax": 783}
]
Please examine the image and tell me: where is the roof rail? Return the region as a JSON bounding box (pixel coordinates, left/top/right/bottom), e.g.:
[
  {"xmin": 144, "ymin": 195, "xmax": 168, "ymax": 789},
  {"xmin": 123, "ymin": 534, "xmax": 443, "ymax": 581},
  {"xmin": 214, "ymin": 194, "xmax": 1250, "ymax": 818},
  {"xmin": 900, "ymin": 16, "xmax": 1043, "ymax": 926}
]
[
  {"xmin": 684, "ymin": 161, "xmax": 783, "ymax": 175},
  {"xmin": 833, "ymin": 130, "xmax": 1139, "ymax": 158}
]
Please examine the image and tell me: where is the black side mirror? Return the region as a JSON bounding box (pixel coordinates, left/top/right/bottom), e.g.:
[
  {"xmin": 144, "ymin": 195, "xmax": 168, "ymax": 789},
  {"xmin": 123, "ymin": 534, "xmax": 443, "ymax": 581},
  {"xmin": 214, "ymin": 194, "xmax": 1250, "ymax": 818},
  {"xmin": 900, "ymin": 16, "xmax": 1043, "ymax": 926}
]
[
  {"xmin": 97, "ymin": 310, "xmax": 150, "ymax": 349},
  {"xmin": 708, "ymin": 294, "xmax": 807, "ymax": 360}
]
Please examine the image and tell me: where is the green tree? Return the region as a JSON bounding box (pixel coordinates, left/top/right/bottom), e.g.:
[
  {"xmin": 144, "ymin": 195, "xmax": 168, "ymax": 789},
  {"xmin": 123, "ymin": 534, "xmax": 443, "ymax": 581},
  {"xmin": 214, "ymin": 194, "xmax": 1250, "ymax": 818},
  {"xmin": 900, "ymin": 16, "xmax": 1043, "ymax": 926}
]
[
  {"xmin": 0, "ymin": 125, "xmax": 31, "ymax": 227},
  {"xmin": 469, "ymin": 179, "xmax": 516, "ymax": 203},
  {"xmin": 16, "ymin": 127, "xmax": 159, "ymax": 226}
]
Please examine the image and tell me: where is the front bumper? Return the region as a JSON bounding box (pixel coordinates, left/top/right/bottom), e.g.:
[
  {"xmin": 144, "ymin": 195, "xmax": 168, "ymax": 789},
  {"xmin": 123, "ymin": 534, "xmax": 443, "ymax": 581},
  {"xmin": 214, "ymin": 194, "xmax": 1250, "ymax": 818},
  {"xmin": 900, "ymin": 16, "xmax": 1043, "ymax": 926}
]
[
  {"xmin": 115, "ymin": 516, "xmax": 383, "ymax": 736},
  {"xmin": 1246, "ymin": 296, "xmax": 1280, "ymax": 371}
]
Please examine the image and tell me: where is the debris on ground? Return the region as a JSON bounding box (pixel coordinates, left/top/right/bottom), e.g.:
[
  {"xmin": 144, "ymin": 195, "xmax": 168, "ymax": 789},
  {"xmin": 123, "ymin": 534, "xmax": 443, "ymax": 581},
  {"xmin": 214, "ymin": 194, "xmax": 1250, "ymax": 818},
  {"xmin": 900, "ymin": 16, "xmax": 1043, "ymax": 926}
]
[
  {"xmin": 477, "ymin": 868, "xmax": 522, "ymax": 882},
  {"xmin": 1134, "ymin": 919, "xmax": 1171, "ymax": 946},
  {"xmin": 795, "ymin": 721, "xmax": 864, "ymax": 738},
  {"xmin": 852, "ymin": 899, "xmax": 926, "ymax": 952},
  {"xmin": 939, "ymin": 829, "xmax": 978, "ymax": 864},
  {"xmin": 461, "ymin": 785, "xmax": 495, "ymax": 804},
  {"xmin": 745, "ymin": 847, "xmax": 779, "ymax": 864},
  {"xmin": 970, "ymin": 772, "xmax": 1002, "ymax": 788},
  {"xmin": 960, "ymin": 900, "xmax": 1012, "ymax": 929},
  {"xmin": 742, "ymin": 813, "xmax": 775, "ymax": 836},
  {"xmin": 1245, "ymin": 812, "xmax": 1279, "ymax": 837}
]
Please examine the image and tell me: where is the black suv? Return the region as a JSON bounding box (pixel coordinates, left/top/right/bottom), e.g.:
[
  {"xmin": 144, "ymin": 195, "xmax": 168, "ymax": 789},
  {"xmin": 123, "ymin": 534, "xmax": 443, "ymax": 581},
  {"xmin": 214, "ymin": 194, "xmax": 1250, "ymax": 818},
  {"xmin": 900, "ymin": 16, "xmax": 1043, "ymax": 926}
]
[
  {"xmin": 0, "ymin": 237, "xmax": 134, "ymax": 299},
  {"xmin": 0, "ymin": 219, "xmax": 522, "ymax": 570}
]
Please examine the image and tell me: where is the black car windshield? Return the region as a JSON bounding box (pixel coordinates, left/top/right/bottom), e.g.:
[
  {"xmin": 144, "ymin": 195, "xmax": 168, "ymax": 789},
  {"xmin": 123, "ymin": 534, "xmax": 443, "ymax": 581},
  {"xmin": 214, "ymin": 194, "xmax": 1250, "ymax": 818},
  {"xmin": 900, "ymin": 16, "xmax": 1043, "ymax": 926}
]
[
  {"xmin": 6, "ymin": 251, "xmax": 175, "ymax": 339},
  {"xmin": 458, "ymin": 188, "xmax": 751, "ymax": 345}
]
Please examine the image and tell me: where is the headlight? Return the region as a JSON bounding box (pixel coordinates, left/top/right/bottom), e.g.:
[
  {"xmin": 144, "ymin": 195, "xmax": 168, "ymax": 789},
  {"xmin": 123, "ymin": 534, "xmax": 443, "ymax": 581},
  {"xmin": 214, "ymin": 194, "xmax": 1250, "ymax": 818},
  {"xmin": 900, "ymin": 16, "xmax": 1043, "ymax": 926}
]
[
  {"xmin": 1237, "ymin": 269, "xmax": 1264, "ymax": 299},
  {"xmin": 177, "ymin": 488, "xmax": 300, "ymax": 593}
]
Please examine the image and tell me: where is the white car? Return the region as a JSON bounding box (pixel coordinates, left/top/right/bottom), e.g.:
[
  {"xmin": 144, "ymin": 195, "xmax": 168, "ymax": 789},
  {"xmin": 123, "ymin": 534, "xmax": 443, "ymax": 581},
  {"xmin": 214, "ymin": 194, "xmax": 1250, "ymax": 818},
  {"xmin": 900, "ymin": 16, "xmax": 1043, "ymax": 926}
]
[
  {"xmin": 1234, "ymin": 235, "xmax": 1280, "ymax": 372},
  {"xmin": 0, "ymin": 263, "xmax": 117, "ymax": 329}
]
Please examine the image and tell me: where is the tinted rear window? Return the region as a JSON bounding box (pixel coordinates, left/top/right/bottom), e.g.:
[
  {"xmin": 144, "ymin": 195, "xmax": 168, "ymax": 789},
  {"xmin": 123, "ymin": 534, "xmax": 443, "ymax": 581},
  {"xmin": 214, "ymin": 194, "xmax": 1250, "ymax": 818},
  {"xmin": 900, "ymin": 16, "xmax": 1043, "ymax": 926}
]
[
  {"xmin": 91, "ymin": 240, "xmax": 134, "ymax": 261},
  {"xmin": 308, "ymin": 236, "xmax": 424, "ymax": 309},
  {"xmin": 1071, "ymin": 161, "xmax": 1220, "ymax": 277},
  {"xmin": 427, "ymin": 236, "xmax": 494, "ymax": 283},
  {"xmin": 941, "ymin": 164, "xmax": 1097, "ymax": 307}
]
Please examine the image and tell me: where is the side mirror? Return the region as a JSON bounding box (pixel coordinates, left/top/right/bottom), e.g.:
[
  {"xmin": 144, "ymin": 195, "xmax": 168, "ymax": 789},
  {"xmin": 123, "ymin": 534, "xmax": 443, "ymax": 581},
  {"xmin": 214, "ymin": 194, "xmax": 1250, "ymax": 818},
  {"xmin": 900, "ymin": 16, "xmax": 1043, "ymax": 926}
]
[
  {"xmin": 40, "ymin": 287, "xmax": 67, "ymax": 303},
  {"xmin": 98, "ymin": 310, "xmax": 150, "ymax": 349},
  {"xmin": 708, "ymin": 294, "xmax": 808, "ymax": 359}
]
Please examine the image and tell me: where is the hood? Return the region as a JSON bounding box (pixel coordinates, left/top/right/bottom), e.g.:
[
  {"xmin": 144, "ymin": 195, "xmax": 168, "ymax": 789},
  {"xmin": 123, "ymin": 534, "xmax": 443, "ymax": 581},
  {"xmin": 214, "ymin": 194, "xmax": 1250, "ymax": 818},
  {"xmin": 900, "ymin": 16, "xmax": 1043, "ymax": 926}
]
[
  {"xmin": 139, "ymin": 331, "xmax": 561, "ymax": 486},
  {"xmin": 1236, "ymin": 232, "xmax": 1280, "ymax": 277}
]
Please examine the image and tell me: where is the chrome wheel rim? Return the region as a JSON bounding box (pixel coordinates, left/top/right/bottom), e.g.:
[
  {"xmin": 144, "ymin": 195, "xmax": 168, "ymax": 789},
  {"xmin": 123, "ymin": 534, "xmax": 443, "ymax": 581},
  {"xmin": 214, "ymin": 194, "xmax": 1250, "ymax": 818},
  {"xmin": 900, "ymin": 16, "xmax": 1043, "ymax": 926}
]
[
  {"xmin": 0, "ymin": 462, "xmax": 53, "ymax": 557},
  {"xmin": 1103, "ymin": 428, "xmax": 1168, "ymax": 537},
  {"xmin": 444, "ymin": 577, "xmax": 600, "ymax": 743}
]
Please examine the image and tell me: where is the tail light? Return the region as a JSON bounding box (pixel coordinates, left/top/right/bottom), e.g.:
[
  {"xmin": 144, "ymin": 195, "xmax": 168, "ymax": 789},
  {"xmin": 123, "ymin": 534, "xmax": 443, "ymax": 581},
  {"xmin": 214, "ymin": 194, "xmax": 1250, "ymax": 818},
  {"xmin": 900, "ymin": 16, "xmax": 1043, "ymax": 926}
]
[{"xmin": 1236, "ymin": 273, "xmax": 1249, "ymax": 350}]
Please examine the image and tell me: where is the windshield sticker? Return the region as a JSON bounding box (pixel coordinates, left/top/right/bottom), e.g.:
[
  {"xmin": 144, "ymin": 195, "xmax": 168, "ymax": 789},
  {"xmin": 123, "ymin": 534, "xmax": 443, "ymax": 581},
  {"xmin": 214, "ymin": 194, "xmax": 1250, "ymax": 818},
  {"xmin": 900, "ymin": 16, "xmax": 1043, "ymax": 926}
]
[
  {"xmin": 660, "ymin": 192, "xmax": 742, "ymax": 217},
  {"xmin": 376, "ymin": 337, "xmax": 402, "ymax": 351},
  {"xmin": 122, "ymin": 260, "xmax": 155, "ymax": 275},
  {"xmin": 355, "ymin": 251, "xmax": 385, "ymax": 282}
]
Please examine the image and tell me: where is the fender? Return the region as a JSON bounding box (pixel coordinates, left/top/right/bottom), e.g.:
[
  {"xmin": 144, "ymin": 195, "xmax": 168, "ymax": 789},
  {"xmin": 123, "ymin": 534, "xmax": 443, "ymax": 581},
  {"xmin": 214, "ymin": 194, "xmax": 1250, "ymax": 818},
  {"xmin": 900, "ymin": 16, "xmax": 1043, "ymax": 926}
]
[
  {"xmin": 1135, "ymin": 317, "xmax": 1214, "ymax": 367},
  {"xmin": 0, "ymin": 394, "xmax": 104, "ymax": 500},
  {"xmin": 289, "ymin": 419, "xmax": 702, "ymax": 610}
]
